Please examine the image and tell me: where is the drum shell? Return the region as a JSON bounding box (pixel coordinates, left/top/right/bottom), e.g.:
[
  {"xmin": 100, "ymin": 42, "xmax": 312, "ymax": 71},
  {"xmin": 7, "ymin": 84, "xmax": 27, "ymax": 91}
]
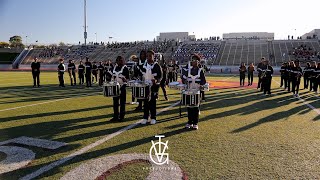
[
  {"xmin": 132, "ymin": 83, "xmax": 150, "ymax": 99},
  {"xmin": 103, "ymin": 82, "xmax": 120, "ymax": 97},
  {"xmin": 181, "ymin": 90, "xmax": 200, "ymax": 107}
]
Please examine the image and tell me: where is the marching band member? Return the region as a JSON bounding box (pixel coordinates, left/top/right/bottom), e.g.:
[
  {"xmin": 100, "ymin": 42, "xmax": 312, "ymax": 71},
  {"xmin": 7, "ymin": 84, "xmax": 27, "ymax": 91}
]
[
  {"xmin": 92, "ymin": 61, "xmax": 98, "ymax": 84},
  {"xmin": 133, "ymin": 50, "xmax": 147, "ymax": 111},
  {"xmin": 182, "ymin": 54, "xmax": 206, "ymax": 130},
  {"xmin": 57, "ymin": 58, "xmax": 66, "ymax": 87},
  {"xmin": 31, "ymin": 57, "xmax": 41, "ymax": 87},
  {"xmin": 257, "ymin": 57, "xmax": 266, "ymax": 91},
  {"xmin": 247, "ymin": 63, "xmax": 255, "ymax": 86},
  {"xmin": 303, "ymin": 62, "xmax": 311, "ymax": 89},
  {"xmin": 111, "ymin": 56, "xmax": 130, "ymax": 122},
  {"xmin": 104, "ymin": 60, "xmax": 113, "ymax": 82},
  {"xmin": 309, "ymin": 61, "xmax": 317, "ymax": 92},
  {"xmin": 291, "ymin": 60, "xmax": 303, "ymax": 97},
  {"xmin": 160, "ymin": 61, "xmax": 168, "ymax": 101},
  {"xmin": 283, "ymin": 62, "xmax": 290, "ymax": 90},
  {"xmin": 67, "ymin": 60, "xmax": 76, "ymax": 86},
  {"xmin": 262, "ymin": 60, "xmax": 273, "ymax": 95},
  {"xmin": 140, "ymin": 50, "xmax": 162, "ymax": 125},
  {"xmin": 85, "ymin": 57, "xmax": 93, "ymax": 87},
  {"xmin": 314, "ymin": 62, "xmax": 320, "ymax": 94},
  {"xmin": 78, "ymin": 60, "xmax": 85, "ymax": 85},
  {"xmin": 287, "ymin": 61, "xmax": 294, "ymax": 92},
  {"xmin": 168, "ymin": 60, "xmax": 179, "ymax": 82},
  {"xmin": 239, "ymin": 62, "xmax": 247, "ymax": 86},
  {"xmin": 280, "ymin": 62, "xmax": 287, "ymax": 88},
  {"xmin": 98, "ymin": 61, "xmax": 104, "ymax": 86}
]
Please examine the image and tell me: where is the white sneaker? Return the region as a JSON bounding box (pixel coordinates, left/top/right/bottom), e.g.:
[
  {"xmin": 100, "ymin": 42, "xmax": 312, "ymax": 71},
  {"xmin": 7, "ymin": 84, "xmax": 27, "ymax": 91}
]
[
  {"xmin": 192, "ymin": 124, "xmax": 199, "ymax": 130},
  {"xmin": 141, "ymin": 119, "xmax": 148, "ymax": 125},
  {"xmin": 185, "ymin": 124, "xmax": 191, "ymax": 129},
  {"xmin": 150, "ymin": 119, "xmax": 156, "ymax": 125},
  {"xmin": 199, "ymin": 110, "xmax": 201, "ymax": 115}
]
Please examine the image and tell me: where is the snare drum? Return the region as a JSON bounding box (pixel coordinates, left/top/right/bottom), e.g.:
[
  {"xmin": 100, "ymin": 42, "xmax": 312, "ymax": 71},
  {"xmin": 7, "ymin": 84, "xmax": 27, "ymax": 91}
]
[
  {"xmin": 127, "ymin": 80, "xmax": 136, "ymax": 87},
  {"xmin": 168, "ymin": 81, "xmax": 179, "ymax": 89},
  {"xmin": 103, "ymin": 81, "xmax": 120, "ymax": 97},
  {"xmin": 132, "ymin": 81, "xmax": 150, "ymax": 99},
  {"xmin": 181, "ymin": 90, "xmax": 201, "ymax": 107},
  {"xmin": 176, "ymin": 84, "xmax": 187, "ymax": 90}
]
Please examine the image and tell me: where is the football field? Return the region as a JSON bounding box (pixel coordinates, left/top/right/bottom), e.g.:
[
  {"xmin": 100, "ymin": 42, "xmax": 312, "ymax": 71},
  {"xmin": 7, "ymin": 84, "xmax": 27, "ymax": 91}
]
[{"xmin": 0, "ymin": 71, "xmax": 320, "ymax": 179}]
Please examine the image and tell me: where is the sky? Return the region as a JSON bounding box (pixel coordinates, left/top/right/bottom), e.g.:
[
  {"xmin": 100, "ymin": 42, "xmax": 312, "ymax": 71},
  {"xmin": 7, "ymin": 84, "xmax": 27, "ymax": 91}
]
[{"xmin": 0, "ymin": 0, "xmax": 319, "ymax": 44}]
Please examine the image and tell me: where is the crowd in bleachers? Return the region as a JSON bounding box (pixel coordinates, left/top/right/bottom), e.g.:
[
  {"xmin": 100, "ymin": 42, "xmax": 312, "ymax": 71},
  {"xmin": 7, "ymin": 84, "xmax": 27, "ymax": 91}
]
[
  {"xmin": 38, "ymin": 47, "xmax": 65, "ymax": 58},
  {"xmin": 64, "ymin": 45, "xmax": 98, "ymax": 60},
  {"xmin": 290, "ymin": 44, "xmax": 320, "ymax": 60},
  {"xmin": 173, "ymin": 42, "xmax": 220, "ymax": 63}
]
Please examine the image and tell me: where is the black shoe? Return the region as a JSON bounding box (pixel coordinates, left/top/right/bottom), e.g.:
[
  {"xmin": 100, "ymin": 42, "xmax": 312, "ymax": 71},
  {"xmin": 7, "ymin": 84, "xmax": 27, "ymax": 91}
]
[
  {"xmin": 37, "ymin": 85, "xmax": 41, "ymax": 87},
  {"xmin": 33, "ymin": 85, "xmax": 36, "ymax": 88},
  {"xmin": 110, "ymin": 118, "xmax": 118, "ymax": 122},
  {"xmin": 119, "ymin": 117, "xmax": 124, "ymax": 122},
  {"xmin": 164, "ymin": 96, "xmax": 168, "ymax": 101},
  {"xmin": 135, "ymin": 106, "xmax": 142, "ymax": 111}
]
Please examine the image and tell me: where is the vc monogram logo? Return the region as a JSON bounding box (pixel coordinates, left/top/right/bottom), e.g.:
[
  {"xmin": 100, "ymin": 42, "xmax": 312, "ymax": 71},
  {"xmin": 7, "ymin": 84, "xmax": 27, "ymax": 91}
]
[{"xmin": 149, "ymin": 135, "xmax": 169, "ymax": 165}]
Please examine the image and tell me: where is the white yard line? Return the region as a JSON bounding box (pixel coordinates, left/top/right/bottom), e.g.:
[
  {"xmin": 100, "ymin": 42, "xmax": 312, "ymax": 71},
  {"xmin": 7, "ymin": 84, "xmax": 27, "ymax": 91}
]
[
  {"xmin": 20, "ymin": 101, "xmax": 180, "ymax": 180},
  {"xmin": 273, "ymin": 79, "xmax": 320, "ymax": 115},
  {"xmin": 0, "ymin": 92, "xmax": 101, "ymax": 112}
]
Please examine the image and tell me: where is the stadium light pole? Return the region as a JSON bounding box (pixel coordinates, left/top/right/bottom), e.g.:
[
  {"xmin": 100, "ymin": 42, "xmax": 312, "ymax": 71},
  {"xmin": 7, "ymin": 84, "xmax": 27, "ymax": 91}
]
[
  {"xmin": 95, "ymin": 32, "xmax": 97, "ymax": 43},
  {"xmin": 84, "ymin": 0, "xmax": 87, "ymax": 46}
]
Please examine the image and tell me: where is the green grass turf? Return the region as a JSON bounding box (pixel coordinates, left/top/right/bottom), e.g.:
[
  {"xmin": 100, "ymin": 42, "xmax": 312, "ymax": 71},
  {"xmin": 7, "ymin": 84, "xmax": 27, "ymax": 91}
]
[{"xmin": 0, "ymin": 72, "xmax": 319, "ymax": 179}]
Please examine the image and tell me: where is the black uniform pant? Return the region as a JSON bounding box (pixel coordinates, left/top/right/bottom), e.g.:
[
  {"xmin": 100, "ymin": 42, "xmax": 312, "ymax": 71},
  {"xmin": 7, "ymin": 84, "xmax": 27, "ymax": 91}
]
[
  {"xmin": 314, "ymin": 77, "xmax": 320, "ymax": 92},
  {"xmin": 258, "ymin": 76, "xmax": 263, "ymax": 90},
  {"xmin": 187, "ymin": 107, "xmax": 199, "ymax": 125},
  {"xmin": 263, "ymin": 77, "xmax": 272, "ymax": 94},
  {"xmin": 248, "ymin": 72, "xmax": 253, "ymax": 85},
  {"xmin": 79, "ymin": 73, "xmax": 84, "ymax": 85},
  {"xmin": 292, "ymin": 78, "xmax": 301, "ymax": 94},
  {"xmin": 303, "ymin": 76, "xmax": 309, "ymax": 89},
  {"xmin": 201, "ymin": 90, "xmax": 205, "ymax": 100},
  {"xmin": 85, "ymin": 73, "xmax": 92, "ymax": 87},
  {"xmin": 160, "ymin": 81, "xmax": 167, "ymax": 98},
  {"xmin": 283, "ymin": 76, "xmax": 288, "ymax": 89},
  {"xmin": 32, "ymin": 71, "xmax": 40, "ymax": 86},
  {"xmin": 240, "ymin": 73, "xmax": 245, "ymax": 86},
  {"xmin": 113, "ymin": 85, "xmax": 126, "ymax": 119},
  {"xmin": 69, "ymin": 72, "xmax": 76, "ymax": 85},
  {"xmin": 99, "ymin": 74, "xmax": 104, "ymax": 86},
  {"xmin": 287, "ymin": 78, "xmax": 291, "ymax": 92},
  {"xmin": 168, "ymin": 72, "xmax": 176, "ymax": 82},
  {"xmin": 144, "ymin": 87, "xmax": 159, "ymax": 120},
  {"xmin": 280, "ymin": 75, "xmax": 285, "ymax": 87},
  {"xmin": 58, "ymin": 72, "xmax": 64, "ymax": 87}
]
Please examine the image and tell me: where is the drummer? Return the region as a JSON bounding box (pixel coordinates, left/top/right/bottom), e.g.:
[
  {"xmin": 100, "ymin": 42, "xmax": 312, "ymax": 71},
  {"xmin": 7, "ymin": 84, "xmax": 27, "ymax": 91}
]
[
  {"xmin": 133, "ymin": 50, "xmax": 147, "ymax": 111},
  {"xmin": 140, "ymin": 50, "xmax": 163, "ymax": 125},
  {"xmin": 181, "ymin": 53, "xmax": 206, "ymax": 130},
  {"xmin": 110, "ymin": 56, "xmax": 130, "ymax": 122}
]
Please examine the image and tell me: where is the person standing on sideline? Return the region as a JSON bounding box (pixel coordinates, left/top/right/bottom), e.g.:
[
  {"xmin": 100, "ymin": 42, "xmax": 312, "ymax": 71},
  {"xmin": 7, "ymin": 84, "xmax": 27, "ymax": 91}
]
[
  {"xmin": 92, "ymin": 62, "xmax": 98, "ymax": 84},
  {"xmin": 31, "ymin": 57, "xmax": 41, "ymax": 87},
  {"xmin": 280, "ymin": 62, "xmax": 287, "ymax": 88},
  {"xmin": 57, "ymin": 59, "xmax": 65, "ymax": 87},
  {"xmin": 303, "ymin": 62, "xmax": 311, "ymax": 89},
  {"xmin": 262, "ymin": 60, "xmax": 273, "ymax": 95},
  {"xmin": 239, "ymin": 62, "xmax": 246, "ymax": 86},
  {"xmin": 247, "ymin": 63, "xmax": 254, "ymax": 86},
  {"xmin": 78, "ymin": 60, "xmax": 85, "ymax": 85},
  {"xmin": 291, "ymin": 60, "xmax": 303, "ymax": 97},
  {"xmin": 98, "ymin": 61, "xmax": 104, "ymax": 86},
  {"xmin": 84, "ymin": 57, "xmax": 92, "ymax": 87},
  {"xmin": 257, "ymin": 58, "xmax": 265, "ymax": 90},
  {"xmin": 68, "ymin": 60, "xmax": 76, "ymax": 86}
]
